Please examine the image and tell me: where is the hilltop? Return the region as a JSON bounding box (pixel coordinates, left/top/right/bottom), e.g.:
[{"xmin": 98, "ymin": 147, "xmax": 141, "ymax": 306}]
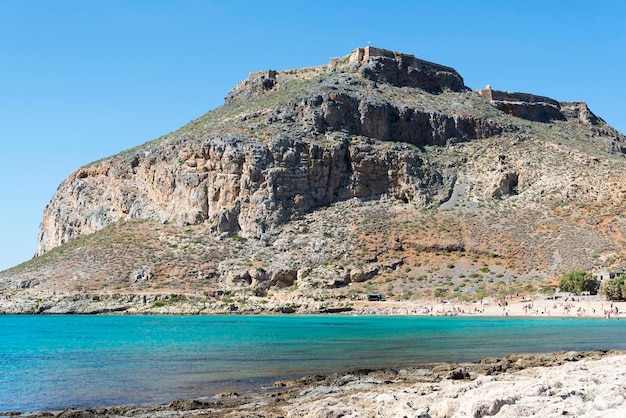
[{"xmin": 2, "ymin": 46, "xmax": 626, "ymax": 314}]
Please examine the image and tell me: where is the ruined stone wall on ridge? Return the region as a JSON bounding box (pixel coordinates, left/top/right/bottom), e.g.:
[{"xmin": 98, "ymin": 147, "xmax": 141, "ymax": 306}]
[
  {"xmin": 476, "ymin": 86, "xmax": 564, "ymax": 122},
  {"xmin": 477, "ymin": 87, "xmax": 559, "ymax": 107},
  {"xmin": 329, "ymin": 46, "xmax": 466, "ymax": 92},
  {"xmin": 343, "ymin": 46, "xmax": 459, "ymax": 76}
]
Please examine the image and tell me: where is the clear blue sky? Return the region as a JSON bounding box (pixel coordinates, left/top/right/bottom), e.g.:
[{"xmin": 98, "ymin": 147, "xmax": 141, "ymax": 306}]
[{"xmin": 1, "ymin": 0, "xmax": 624, "ymax": 270}]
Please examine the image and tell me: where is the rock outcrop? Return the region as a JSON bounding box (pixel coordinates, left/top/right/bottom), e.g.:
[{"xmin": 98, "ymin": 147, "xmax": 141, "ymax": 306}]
[
  {"xmin": 36, "ymin": 47, "xmax": 510, "ymax": 255},
  {"xmin": 20, "ymin": 351, "xmax": 626, "ymax": 417},
  {"xmin": 36, "ymin": 133, "xmax": 458, "ymax": 254}
]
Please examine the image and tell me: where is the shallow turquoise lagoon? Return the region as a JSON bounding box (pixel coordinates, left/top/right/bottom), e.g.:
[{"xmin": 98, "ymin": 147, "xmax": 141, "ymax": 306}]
[{"xmin": 1, "ymin": 315, "xmax": 625, "ymax": 412}]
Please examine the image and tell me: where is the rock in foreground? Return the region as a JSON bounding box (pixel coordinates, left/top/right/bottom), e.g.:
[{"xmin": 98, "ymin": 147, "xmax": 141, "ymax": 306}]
[{"xmin": 17, "ymin": 351, "xmax": 626, "ymax": 417}]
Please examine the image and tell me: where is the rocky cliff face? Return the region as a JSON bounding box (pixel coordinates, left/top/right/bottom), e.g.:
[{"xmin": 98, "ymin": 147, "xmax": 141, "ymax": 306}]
[{"xmin": 36, "ymin": 47, "xmax": 513, "ymax": 255}]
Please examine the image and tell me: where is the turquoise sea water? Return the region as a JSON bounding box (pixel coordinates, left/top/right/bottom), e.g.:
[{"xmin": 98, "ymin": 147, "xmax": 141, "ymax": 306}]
[{"xmin": 1, "ymin": 315, "xmax": 626, "ymax": 412}]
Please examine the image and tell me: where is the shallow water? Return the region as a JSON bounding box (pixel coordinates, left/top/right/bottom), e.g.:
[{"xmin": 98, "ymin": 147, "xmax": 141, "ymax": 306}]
[{"xmin": 1, "ymin": 315, "xmax": 625, "ymax": 412}]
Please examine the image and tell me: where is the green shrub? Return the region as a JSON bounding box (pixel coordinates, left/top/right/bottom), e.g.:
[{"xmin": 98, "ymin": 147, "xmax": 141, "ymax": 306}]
[
  {"xmin": 601, "ymin": 276, "xmax": 626, "ymax": 300},
  {"xmin": 558, "ymin": 270, "xmax": 596, "ymax": 295},
  {"xmin": 152, "ymin": 300, "xmax": 166, "ymax": 308}
]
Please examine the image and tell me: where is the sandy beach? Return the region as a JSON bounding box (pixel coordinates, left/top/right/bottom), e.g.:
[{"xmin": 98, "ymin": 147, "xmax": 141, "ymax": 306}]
[
  {"xmin": 2, "ymin": 288, "xmax": 625, "ymax": 319},
  {"xmin": 345, "ymin": 295, "xmax": 625, "ymax": 320}
]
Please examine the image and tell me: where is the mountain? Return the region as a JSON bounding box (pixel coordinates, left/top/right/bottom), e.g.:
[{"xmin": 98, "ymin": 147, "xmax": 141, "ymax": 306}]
[{"xmin": 2, "ymin": 46, "xmax": 626, "ymax": 314}]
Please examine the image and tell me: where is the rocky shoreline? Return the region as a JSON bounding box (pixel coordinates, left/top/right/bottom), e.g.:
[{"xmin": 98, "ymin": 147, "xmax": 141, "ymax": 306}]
[
  {"xmin": 9, "ymin": 350, "xmax": 626, "ymax": 418},
  {"xmin": 1, "ymin": 292, "xmax": 623, "ymax": 319}
]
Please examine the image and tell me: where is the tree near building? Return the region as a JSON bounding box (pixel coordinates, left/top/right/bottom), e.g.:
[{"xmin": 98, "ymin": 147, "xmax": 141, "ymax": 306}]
[
  {"xmin": 600, "ymin": 276, "xmax": 626, "ymax": 301},
  {"xmin": 557, "ymin": 270, "xmax": 597, "ymax": 295}
]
